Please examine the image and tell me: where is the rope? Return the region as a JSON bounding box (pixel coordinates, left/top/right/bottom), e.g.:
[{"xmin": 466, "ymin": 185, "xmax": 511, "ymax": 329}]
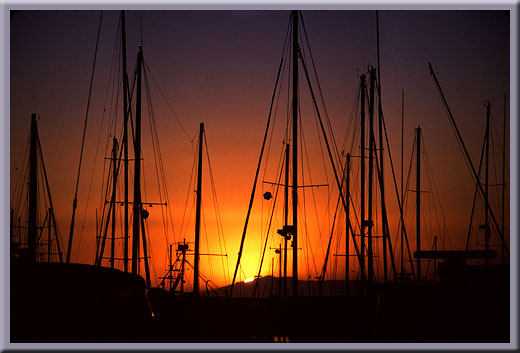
[
  {"xmin": 67, "ymin": 11, "xmax": 103, "ymax": 262},
  {"xmin": 145, "ymin": 63, "xmax": 192, "ymax": 142},
  {"xmin": 204, "ymin": 131, "xmax": 231, "ymax": 285},
  {"xmin": 229, "ymin": 55, "xmax": 285, "ymax": 297}
]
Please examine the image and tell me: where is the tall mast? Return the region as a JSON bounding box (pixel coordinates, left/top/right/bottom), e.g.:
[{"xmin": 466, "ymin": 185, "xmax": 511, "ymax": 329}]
[
  {"xmin": 47, "ymin": 208, "xmax": 52, "ymax": 262},
  {"xmin": 502, "ymin": 95, "xmax": 506, "ymax": 264},
  {"xmin": 401, "ymin": 90, "xmax": 404, "ymax": 277},
  {"xmin": 10, "ymin": 209, "xmax": 14, "ymax": 258},
  {"xmin": 484, "ymin": 102, "xmax": 491, "ymax": 265},
  {"xmin": 132, "ymin": 46, "xmax": 143, "ymax": 275},
  {"xmin": 375, "ymin": 10, "xmax": 387, "ymax": 283},
  {"xmin": 110, "ymin": 137, "xmax": 118, "ymax": 269},
  {"xmin": 368, "ymin": 67, "xmax": 376, "ymax": 284},
  {"xmin": 416, "ymin": 126, "xmax": 421, "ymax": 281},
  {"xmin": 284, "ymin": 142, "xmax": 289, "ymax": 297},
  {"xmin": 291, "ymin": 10, "xmax": 299, "ymax": 297},
  {"xmin": 359, "ymin": 74, "xmax": 366, "ymax": 281},
  {"xmin": 121, "ymin": 10, "xmax": 130, "ymax": 273},
  {"xmin": 193, "ymin": 122, "xmax": 204, "ymax": 296},
  {"xmin": 345, "ymin": 153, "xmax": 351, "ymax": 295},
  {"xmin": 28, "ymin": 113, "xmax": 38, "ymax": 263},
  {"xmin": 278, "ymin": 244, "xmax": 282, "ymax": 297}
]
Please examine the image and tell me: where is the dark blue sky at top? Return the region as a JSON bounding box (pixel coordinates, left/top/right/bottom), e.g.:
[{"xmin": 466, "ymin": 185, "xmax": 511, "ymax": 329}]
[{"xmin": 9, "ymin": 10, "xmax": 510, "ymax": 264}]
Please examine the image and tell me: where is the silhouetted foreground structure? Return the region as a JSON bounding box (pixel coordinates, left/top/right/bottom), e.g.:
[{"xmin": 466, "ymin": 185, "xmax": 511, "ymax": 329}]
[
  {"xmin": 146, "ymin": 265, "xmax": 509, "ymax": 343},
  {"xmin": 11, "ymin": 260, "xmax": 153, "ymax": 342}
]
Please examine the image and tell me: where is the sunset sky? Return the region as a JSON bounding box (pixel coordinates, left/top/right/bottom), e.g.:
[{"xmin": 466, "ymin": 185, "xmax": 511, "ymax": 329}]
[{"xmin": 9, "ymin": 10, "xmax": 510, "ymax": 290}]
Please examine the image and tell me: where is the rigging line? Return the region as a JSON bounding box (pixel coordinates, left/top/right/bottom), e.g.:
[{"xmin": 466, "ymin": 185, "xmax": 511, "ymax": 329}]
[
  {"xmin": 38, "ymin": 137, "xmax": 64, "ymax": 262},
  {"xmin": 96, "ymin": 133, "xmax": 125, "ymax": 265},
  {"xmin": 67, "ymin": 11, "xmax": 103, "ymax": 263},
  {"xmin": 378, "ymin": 95, "xmax": 416, "ymax": 279},
  {"xmin": 371, "ymin": 102, "xmax": 397, "ymax": 280},
  {"xmin": 229, "ymin": 55, "xmax": 285, "ymax": 297},
  {"xmin": 280, "ymin": 15, "xmax": 292, "ymax": 140},
  {"xmin": 299, "ymin": 54, "xmax": 366, "ymax": 282},
  {"xmin": 253, "ymin": 150, "xmax": 284, "ymax": 298},
  {"xmin": 422, "ymin": 135, "xmax": 448, "ymax": 244},
  {"xmin": 95, "ymin": 37, "xmax": 120, "ymax": 215},
  {"xmin": 144, "ymin": 61, "xmax": 192, "ymax": 143},
  {"xmin": 143, "ymin": 83, "xmax": 180, "ymax": 245},
  {"xmin": 203, "ymin": 132, "xmax": 230, "ymax": 284},
  {"xmin": 145, "ymin": 220, "xmax": 159, "ymax": 286},
  {"xmin": 183, "ymin": 259, "xmax": 221, "ymax": 293},
  {"xmin": 143, "ymin": 62, "xmax": 172, "ymax": 247},
  {"xmin": 369, "ymin": 126, "xmax": 398, "ymax": 282},
  {"xmin": 490, "ymin": 119, "xmax": 505, "ymax": 211},
  {"xmin": 93, "ymin": 58, "xmax": 124, "ymax": 265},
  {"xmin": 91, "ymin": 23, "xmax": 121, "ymax": 235},
  {"xmin": 299, "ymin": 125, "xmax": 321, "ymax": 280},
  {"xmin": 257, "ymin": 146, "xmax": 284, "ymax": 265},
  {"xmin": 464, "ymin": 127, "xmax": 491, "ymax": 251},
  {"xmin": 301, "ymin": 109, "xmax": 328, "ymax": 266},
  {"xmin": 401, "ymin": 132, "xmax": 417, "ymax": 275},
  {"xmin": 180, "ymin": 128, "xmax": 198, "ymax": 234},
  {"xmin": 262, "ymin": 50, "xmax": 288, "ymax": 187},
  {"xmin": 200, "ymin": 201, "xmax": 216, "ymax": 287},
  {"xmin": 299, "ymin": 12, "xmax": 341, "ymax": 169},
  {"xmin": 11, "ymin": 131, "xmax": 30, "ymax": 182},
  {"xmin": 346, "ymin": 86, "xmax": 361, "ymax": 155},
  {"xmin": 94, "ymin": 82, "xmax": 122, "ymax": 264},
  {"xmin": 179, "ymin": 136, "xmax": 197, "ymax": 238},
  {"xmin": 12, "ymin": 133, "xmax": 30, "ymax": 211},
  {"xmin": 320, "ymin": 182, "xmax": 343, "ymax": 284},
  {"xmin": 429, "ymin": 166, "xmax": 452, "ymax": 251},
  {"xmin": 392, "ymin": 129, "xmax": 413, "ymax": 273}
]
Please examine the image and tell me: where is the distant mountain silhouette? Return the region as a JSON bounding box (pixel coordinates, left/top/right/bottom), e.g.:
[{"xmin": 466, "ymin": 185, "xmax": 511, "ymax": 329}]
[{"xmin": 209, "ymin": 276, "xmax": 363, "ymax": 298}]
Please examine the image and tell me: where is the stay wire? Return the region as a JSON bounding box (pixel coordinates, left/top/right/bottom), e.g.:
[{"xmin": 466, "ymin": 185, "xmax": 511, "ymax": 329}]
[
  {"xmin": 253, "ymin": 148, "xmax": 284, "ymax": 298},
  {"xmin": 145, "ymin": 62, "xmax": 192, "ymax": 143},
  {"xmin": 72, "ymin": 11, "xmax": 103, "ymax": 199},
  {"xmin": 300, "ymin": 12, "xmax": 342, "ymax": 169},
  {"xmin": 143, "ymin": 61, "xmax": 173, "ymax": 248},
  {"xmin": 230, "ymin": 55, "xmax": 286, "ymax": 295},
  {"xmin": 204, "ymin": 132, "xmax": 231, "ymax": 284}
]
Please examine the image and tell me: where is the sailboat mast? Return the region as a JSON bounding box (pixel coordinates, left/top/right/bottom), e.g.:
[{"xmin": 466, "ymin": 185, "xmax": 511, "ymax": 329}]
[
  {"xmin": 132, "ymin": 46, "xmax": 143, "ymax": 275},
  {"xmin": 416, "ymin": 126, "xmax": 421, "ymax": 281},
  {"xmin": 284, "ymin": 142, "xmax": 289, "ymax": 297},
  {"xmin": 345, "ymin": 153, "xmax": 351, "ymax": 294},
  {"xmin": 484, "ymin": 102, "xmax": 491, "ymax": 265},
  {"xmin": 28, "ymin": 113, "xmax": 38, "ymax": 263},
  {"xmin": 278, "ymin": 244, "xmax": 282, "ymax": 297},
  {"xmin": 360, "ymin": 74, "xmax": 366, "ymax": 281},
  {"xmin": 401, "ymin": 90, "xmax": 404, "ymax": 277},
  {"xmin": 291, "ymin": 10, "xmax": 299, "ymax": 297},
  {"xmin": 502, "ymin": 95, "xmax": 506, "ymax": 264},
  {"xmin": 368, "ymin": 67, "xmax": 375, "ymax": 284},
  {"xmin": 121, "ymin": 10, "xmax": 130, "ymax": 273},
  {"xmin": 47, "ymin": 208, "xmax": 52, "ymax": 262},
  {"xmin": 376, "ymin": 11, "xmax": 388, "ymax": 283},
  {"xmin": 194, "ymin": 122, "xmax": 204, "ymax": 296},
  {"xmin": 111, "ymin": 137, "xmax": 118, "ymax": 269},
  {"xmin": 10, "ymin": 209, "xmax": 14, "ymax": 258}
]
